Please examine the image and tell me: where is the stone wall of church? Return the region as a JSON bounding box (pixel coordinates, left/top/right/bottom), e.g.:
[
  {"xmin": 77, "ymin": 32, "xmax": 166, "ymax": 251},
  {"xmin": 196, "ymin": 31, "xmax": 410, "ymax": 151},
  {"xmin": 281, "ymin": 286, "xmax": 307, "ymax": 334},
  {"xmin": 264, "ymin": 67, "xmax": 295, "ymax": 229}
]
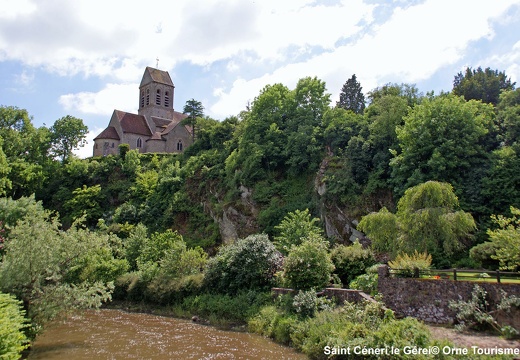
[
  {"xmin": 124, "ymin": 133, "xmax": 148, "ymax": 153},
  {"xmin": 93, "ymin": 139, "xmax": 120, "ymax": 157},
  {"xmin": 146, "ymin": 139, "xmax": 166, "ymax": 153},
  {"xmin": 163, "ymin": 128, "xmax": 193, "ymax": 153}
]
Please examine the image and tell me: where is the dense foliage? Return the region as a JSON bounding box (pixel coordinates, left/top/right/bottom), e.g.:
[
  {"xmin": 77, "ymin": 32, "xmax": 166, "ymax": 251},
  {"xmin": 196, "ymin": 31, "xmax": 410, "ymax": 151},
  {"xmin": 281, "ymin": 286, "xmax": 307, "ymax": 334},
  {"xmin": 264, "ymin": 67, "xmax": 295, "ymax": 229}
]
[{"xmin": 1, "ymin": 66, "xmax": 519, "ymax": 349}]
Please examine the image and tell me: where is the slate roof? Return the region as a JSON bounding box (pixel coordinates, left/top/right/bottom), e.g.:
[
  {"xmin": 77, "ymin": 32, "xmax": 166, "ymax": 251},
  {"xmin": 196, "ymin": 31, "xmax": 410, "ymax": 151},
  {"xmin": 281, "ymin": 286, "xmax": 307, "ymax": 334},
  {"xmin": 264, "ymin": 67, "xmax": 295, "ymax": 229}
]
[
  {"xmin": 115, "ymin": 110, "xmax": 152, "ymax": 136},
  {"xmin": 161, "ymin": 111, "xmax": 190, "ymax": 135},
  {"xmin": 141, "ymin": 67, "xmax": 173, "ymax": 87},
  {"xmin": 94, "ymin": 126, "xmax": 120, "ymax": 140}
]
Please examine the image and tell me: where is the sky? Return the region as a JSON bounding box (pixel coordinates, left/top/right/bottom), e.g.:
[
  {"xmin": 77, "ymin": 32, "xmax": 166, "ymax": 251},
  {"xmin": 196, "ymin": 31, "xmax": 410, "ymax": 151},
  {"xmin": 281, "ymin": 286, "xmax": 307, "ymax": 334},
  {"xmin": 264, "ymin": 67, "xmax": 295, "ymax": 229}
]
[{"xmin": 1, "ymin": 0, "xmax": 520, "ymax": 158}]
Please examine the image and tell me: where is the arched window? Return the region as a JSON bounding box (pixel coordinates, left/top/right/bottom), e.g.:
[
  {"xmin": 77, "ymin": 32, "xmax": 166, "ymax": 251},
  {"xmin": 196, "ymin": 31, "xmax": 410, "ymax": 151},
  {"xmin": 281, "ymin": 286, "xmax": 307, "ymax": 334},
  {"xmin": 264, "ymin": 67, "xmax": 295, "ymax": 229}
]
[
  {"xmin": 140, "ymin": 91, "xmax": 145, "ymax": 108},
  {"xmin": 165, "ymin": 91, "xmax": 169, "ymax": 107},
  {"xmin": 156, "ymin": 89, "xmax": 161, "ymax": 105},
  {"xmin": 177, "ymin": 140, "xmax": 183, "ymax": 151},
  {"xmin": 137, "ymin": 138, "xmax": 142, "ymax": 148},
  {"xmin": 146, "ymin": 89, "xmax": 150, "ymax": 105}
]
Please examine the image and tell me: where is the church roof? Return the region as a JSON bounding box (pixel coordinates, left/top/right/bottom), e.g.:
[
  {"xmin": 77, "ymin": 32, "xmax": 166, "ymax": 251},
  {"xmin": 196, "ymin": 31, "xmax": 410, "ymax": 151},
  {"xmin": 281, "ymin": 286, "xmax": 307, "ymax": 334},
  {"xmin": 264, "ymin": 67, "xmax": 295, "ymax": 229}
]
[
  {"xmin": 94, "ymin": 126, "xmax": 120, "ymax": 140},
  {"xmin": 147, "ymin": 132, "xmax": 166, "ymax": 141},
  {"xmin": 140, "ymin": 67, "xmax": 173, "ymax": 87},
  {"xmin": 115, "ymin": 110, "xmax": 152, "ymax": 136},
  {"xmin": 161, "ymin": 111, "xmax": 190, "ymax": 135}
]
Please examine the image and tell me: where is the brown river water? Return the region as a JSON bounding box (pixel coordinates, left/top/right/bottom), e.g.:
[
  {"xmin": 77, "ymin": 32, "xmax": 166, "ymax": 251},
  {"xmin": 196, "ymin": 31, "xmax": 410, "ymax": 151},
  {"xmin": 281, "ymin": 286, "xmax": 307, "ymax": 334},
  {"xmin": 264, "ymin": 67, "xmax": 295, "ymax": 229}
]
[{"xmin": 28, "ymin": 309, "xmax": 307, "ymax": 360}]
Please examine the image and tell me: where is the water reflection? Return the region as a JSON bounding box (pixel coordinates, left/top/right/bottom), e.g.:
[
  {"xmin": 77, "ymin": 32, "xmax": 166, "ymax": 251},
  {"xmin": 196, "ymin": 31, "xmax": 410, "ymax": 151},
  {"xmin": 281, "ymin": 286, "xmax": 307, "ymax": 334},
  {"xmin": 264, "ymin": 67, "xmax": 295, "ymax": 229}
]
[{"xmin": 28, "ymin": 309, "xmax": 306, "ymax": 359}]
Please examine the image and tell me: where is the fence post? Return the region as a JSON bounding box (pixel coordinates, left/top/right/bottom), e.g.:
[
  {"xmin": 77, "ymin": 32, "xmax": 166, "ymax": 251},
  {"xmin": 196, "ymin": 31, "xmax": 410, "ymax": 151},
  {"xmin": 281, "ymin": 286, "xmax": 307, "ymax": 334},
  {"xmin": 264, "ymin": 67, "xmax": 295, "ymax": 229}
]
[
  {"xmin": 453, "ymin": 269, "xmax": 457, "ymax": 281},
  {"xmin": 497, "ymin": 270, "xmax": 501, "ymax": 283},
  {"xmin": 414, "ymin": 267, "xmax": 419, "ymax": 278}
]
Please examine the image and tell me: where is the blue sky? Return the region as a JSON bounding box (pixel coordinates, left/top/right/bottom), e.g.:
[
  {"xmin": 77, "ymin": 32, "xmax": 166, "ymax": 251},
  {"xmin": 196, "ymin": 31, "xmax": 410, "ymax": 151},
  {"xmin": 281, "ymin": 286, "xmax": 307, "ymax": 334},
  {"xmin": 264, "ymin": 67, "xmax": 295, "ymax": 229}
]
[{"xmin": 1, "ymin": 0, "xmax": 519, "ymax": 158}]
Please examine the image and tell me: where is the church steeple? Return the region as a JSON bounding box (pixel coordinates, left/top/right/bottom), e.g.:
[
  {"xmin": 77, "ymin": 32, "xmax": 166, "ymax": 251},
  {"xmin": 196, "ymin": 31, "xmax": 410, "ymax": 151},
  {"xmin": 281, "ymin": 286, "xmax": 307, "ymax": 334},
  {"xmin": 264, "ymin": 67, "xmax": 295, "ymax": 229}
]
[{"xmin": 138, "ymin": 67, "xmax": 175, "ymax": 124}]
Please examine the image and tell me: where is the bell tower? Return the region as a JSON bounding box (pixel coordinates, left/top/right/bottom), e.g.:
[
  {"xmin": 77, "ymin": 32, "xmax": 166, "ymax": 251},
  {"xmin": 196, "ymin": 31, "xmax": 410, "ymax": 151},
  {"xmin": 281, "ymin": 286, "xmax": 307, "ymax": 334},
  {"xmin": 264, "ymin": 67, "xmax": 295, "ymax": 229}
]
[{"xmin": 138, "ymin": 67, "xmax": 175, "ymax": 126}]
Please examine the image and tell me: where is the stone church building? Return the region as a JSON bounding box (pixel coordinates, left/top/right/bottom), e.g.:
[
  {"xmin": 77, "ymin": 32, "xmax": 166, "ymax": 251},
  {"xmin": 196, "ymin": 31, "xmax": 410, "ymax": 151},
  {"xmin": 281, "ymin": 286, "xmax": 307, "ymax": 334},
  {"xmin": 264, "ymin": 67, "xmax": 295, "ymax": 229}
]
[{"xmin": 93, "ymin": 67, "xmax": 192, "ymax": 156}]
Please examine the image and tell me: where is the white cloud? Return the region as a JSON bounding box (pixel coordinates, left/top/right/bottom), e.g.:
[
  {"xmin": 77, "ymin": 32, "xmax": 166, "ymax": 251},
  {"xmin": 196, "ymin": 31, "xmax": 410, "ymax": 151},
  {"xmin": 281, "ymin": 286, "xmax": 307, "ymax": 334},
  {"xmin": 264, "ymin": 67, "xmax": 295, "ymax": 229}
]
[
  {"xmin": 73, "ymin": 127, "xmax": 103, "ymax": 159},
  {"xmin": 59, "ymin": 83, "xmax": 138, "ymax": 116},
  {"xmin": 209, "ymin": 0, "xmax": 520, "ymax": 118}
]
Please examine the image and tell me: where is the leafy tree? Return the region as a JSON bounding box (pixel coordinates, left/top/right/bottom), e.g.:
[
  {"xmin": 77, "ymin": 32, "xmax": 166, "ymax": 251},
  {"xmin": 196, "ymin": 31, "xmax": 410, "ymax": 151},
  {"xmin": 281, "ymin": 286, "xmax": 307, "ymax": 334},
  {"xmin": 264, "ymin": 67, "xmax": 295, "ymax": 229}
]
[
  {"xmin": 0, "ymin": 199, "xmax": 114, "ymax": 330},
  {"xmin": 182, "ymin": 98, "xmax": 204, "ymax": 142},
  {"xmin": 203, "ymin": 234, "xmax": 282, "ymax": 294},
  {"xmin": 274, "ymin": 209, "xmax": 323, "ymax": 255},
  {"xmin": 496, "ymin": 89, "xmax": 520, "ymax": 146},
  {"xmin": 0, "ymin": 138, "xmax": 10, "ymax": 196},
  {"xmin": 0, "ymin": 106, "xmax": 50, "ymax": 198},
  {"xmin": 336, "ymin": 74, "xmax": 365, "ymax": 114},
  {"xmin": 64, "ymin": 184, "xmax": 104, "ymax": 226},
  {"xmin": 453, "ymin": 66, "xmax": 515, "ymax": 105},
  {"xmin": 49, "ymin": 115, "xmax": 88, "ymax": 162},
  {"xmin": 484, "ymin": 207, "xmax": 520, "ymax": 271},
  {"xmin": 358, "ymin": 181, "xmax": 476, "ymax": 266},
  {"xmin": 0, "ymin": 292, "xmax": 29, "ymax": 359},
  {"xmin": 390, "ymin": 94, "xmax": 495, "ymax": 198},
  {"xmin": 330, "ymin": 240, "xmax": 376, "ymax": 285},
  {"xmin": 282, "ymin": 235, "xmax": 335, "ymax": 290}
]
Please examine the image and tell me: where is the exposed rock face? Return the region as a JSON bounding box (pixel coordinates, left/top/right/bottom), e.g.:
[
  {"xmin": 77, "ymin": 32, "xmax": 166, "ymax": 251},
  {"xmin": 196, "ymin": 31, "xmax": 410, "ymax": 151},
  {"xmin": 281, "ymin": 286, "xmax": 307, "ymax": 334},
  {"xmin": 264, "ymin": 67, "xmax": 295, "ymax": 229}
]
[{"xmin": 205, "ymin": 185, "xmax": 260, "ymax": 244}]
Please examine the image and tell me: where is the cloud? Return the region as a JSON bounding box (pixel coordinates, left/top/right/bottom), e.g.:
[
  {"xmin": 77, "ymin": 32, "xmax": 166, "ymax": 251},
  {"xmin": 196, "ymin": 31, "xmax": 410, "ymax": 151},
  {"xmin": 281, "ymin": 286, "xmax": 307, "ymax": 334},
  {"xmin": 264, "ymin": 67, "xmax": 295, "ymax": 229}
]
[
  {"xmin": 209, "ymin": 0, "xmax": 520, "ymax": 119},
  {"xmin": 60, "ymin": 83, "xmax": 138, "ymax": 115},
  {"xmin": 73, "ymin": 126, "xmax": 103, "ymax": 159}
]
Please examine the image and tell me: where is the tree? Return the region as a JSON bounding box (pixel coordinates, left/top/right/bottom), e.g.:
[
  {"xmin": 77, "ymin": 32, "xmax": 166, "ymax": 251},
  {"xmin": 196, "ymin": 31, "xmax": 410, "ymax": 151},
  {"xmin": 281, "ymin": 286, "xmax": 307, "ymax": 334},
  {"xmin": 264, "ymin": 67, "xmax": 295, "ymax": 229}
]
[
  {"xmin": 182, "ymin": 99, "xmax": 204, "ymax": 142},
  {"xmin": 485, "ymin": 206, "xmax": 520, "ymax": 271},
  {"xmin": 358, "ymin": 181, "xmax": 476, "ymax": 266},
  {"xmin": 274, "ymin": 208, "xmax": 323, "ymax": 255},
  {"xmin": 390, "ymin": 94, "xmax": 495, "ymax": 198},
  {"xmin": 0, "ymin": 138, "xmax": 11, "ymax": 196},
  {"xmin": 453, "ymin": 66, "xmax": 515, "ymax": 105},
  {"xmin": 0, "ymin": 198, "xmax": 114, "ymax": 330},
  {"xmin": 336, "ymin": 74, "xmax": 365, "ymax": 114},
  {"xmin": 49, "ymin": 115, "xmax": 88, "ymax": 163},
  {"xmin": 203, "ymin": 234, "xmax": 282, "ymax": 294},
  {"xmin": 282, "ymin": 236, "xmax": 335, "ymax": 290},
  {"xmin": 496, "ymin": 89, "xmax": 520, "ymax": 146}
]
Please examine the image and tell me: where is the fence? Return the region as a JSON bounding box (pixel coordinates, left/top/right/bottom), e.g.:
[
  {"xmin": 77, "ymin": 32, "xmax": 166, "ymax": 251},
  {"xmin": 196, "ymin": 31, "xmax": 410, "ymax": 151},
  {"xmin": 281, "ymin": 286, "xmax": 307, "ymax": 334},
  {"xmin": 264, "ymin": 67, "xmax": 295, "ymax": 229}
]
[{"xmin": 389, "ymin": 268, "xmax": 520, "ymax": 283}]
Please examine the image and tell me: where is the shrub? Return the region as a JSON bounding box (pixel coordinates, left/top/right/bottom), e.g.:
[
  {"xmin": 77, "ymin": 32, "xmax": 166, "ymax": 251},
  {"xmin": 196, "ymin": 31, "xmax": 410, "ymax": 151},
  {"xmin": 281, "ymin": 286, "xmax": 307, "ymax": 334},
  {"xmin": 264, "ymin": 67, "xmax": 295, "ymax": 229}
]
[
  {"xmin": 292, "ymin": 289, "xmax": 334, "ymax": 317},
  {"xmin": 203, "ymin": 234, "xmax": 282, "ymax": 294},
  {"xmin": 349, "ymin": 264, "xmax": 382, "ymax": 296},
  {"xmin": 0, "ymin": 293, "xmax": 29, "ymax": 359},
  {"xmin": 282, "ymin": 236, "xmax": 335, "ymax": 290},
  {"xmin": 469, "ymin": 241, "xmax": 501, "ymax": 270},
  {"xmin": 449, "ymin": 284, "xmax": 520, "ymax": 337},
  {"xmin": 330, "ymin": 240, "xmax": 376, "ymax": 286},
  {"xmin": 388, "ymin": 251, "xmax": 432, "ymax": 277},
  {"xmin": 274, "ymin": 208, "xmax": 323, "ymax": 255}
]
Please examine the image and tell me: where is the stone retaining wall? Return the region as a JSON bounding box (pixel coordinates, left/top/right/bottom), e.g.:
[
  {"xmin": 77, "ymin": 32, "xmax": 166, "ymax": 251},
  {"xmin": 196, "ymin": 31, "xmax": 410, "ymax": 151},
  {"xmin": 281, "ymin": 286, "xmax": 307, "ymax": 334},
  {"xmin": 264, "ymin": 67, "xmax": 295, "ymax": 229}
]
[{"xmin": 377, "ymin": 266, "xmax": 520, "ymax": 328}]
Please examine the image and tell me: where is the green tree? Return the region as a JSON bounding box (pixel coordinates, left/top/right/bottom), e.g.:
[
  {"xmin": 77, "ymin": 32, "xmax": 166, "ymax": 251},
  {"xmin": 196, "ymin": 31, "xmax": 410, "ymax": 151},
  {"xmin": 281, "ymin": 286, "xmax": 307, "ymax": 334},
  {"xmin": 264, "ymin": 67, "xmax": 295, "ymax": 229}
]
[
  {"xmin": 0, "ymin": 137, "xmax": 11, "ymax": 196},
  {"xmin": 0, "ymin": 292, "xmax": 29, "ymax": 359},
  {"xmin": 182, "ymin": 98, "xmax": 204, "ymax": 142},
  {"xmin": 49, "ymin": 115, "xmax": 88, "ymax": 163},
  {"xmin": 496, "ymin": 89, "xmax": 520, "ymax": 146},
  {"xmin": 203, "ymin": 234, "xmax": 282, "ymax": 294},
  {"xmin": 274, "ymin": 208, "xmax": 323, "ymax": 255},
  {"xmin": 282, "ymin": 236, "xmax": 335, "ymax": 290},
  {"xmin": 0, "ymin": 200, "xmax": 114, "ymax": 330},
  {"xmin": 336, "ymin": 74, "xmax": 365, "ymax": 114},
  {"xmin": 390, "ymin": 94, "xmax": 495, "ymax": 198},
  {"xmin": 485, "ymin": 207, "xmax": 520, "ymax": 271},
  {"xmin": 358, "ymin": 181, "xmax": 476, "ymax": 266},
  {"xmin": 330, "ymin": 240, "xmax": 376, "ymax": 286},
  {"xmin": 453, "ymin": 66, "xmax": 515, "ymax": 105},
  {"xmin": 0, "ymin": 106, "xmax": 50, "ymax": 198},
  {"xmin": 64, "ymin": 184, "xmax": 104, "ymax": 226}
]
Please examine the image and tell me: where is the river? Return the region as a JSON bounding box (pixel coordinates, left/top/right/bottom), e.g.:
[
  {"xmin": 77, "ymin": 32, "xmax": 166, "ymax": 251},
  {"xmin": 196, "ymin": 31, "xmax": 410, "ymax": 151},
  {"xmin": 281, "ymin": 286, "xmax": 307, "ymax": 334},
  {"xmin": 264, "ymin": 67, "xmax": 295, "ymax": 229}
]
[{"xmin": 28, "ymin": 309, "xmax": 307, "ymax": 359}]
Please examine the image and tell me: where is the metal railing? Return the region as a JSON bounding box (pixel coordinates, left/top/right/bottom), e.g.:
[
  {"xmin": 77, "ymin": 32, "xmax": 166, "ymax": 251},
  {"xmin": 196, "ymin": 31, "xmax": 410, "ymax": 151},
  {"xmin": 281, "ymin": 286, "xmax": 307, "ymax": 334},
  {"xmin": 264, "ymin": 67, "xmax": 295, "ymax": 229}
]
[{"xmin": 389, "ymin": 268, "xmax": 520, "ymax": 283}]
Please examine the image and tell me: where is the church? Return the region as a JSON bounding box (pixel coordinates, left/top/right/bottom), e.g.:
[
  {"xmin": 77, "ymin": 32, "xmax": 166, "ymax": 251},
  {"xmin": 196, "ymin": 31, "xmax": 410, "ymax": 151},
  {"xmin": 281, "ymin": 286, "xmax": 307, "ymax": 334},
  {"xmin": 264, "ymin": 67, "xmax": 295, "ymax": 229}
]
[{"xmin": 93, "ymin": 67, "xmax": 193, "ymax": 156}]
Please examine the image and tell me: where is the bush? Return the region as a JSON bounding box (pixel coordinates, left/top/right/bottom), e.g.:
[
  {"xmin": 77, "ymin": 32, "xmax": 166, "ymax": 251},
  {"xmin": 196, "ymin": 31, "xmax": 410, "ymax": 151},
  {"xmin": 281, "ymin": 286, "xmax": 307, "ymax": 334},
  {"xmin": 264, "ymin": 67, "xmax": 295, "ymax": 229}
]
[
  {"xmin": 181, "ymin": 291, "xmax": 271, "ymax": 324},
  {"xmin": 203, "ymin": 234, "xmax": 282, "ymax": 294},
  {"xmin": 330, "ymin": 240, "xmax": 376, "ymax": 286},
  {"xmin": 282, "ymin": 236, "xmax": 335, "ymax": 290},
  {"xmin": 469, "ymin": 241, "xmax": 501, "ymax": 270},
  {"xmin": 0, "ymin": 293, "xmax": 29, "ymax": 359},
  {"xmin": 388, "ymin": 251, "xmax": 432, "ymax": 277},
  {"xmin": 274, "ymin": 209, "xmax": 323, "ymax": 255},
  {"xmin": 349, "ymin": 264, "xmax": 382, "ymax": 295},
  {"xmin": 292, "ymin": 289, "xmax": 334, "ymax": 317}
]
